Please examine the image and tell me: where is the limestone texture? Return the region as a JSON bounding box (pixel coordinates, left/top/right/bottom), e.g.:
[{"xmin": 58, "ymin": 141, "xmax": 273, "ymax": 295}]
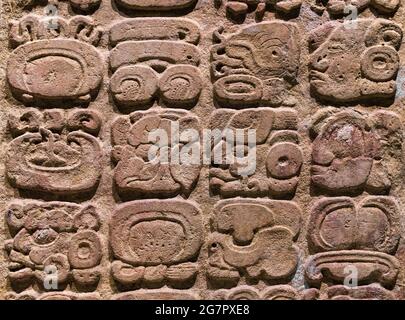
[{"xmin": 2, "ymin": 0, "xmax": 405, "ymax": 300}]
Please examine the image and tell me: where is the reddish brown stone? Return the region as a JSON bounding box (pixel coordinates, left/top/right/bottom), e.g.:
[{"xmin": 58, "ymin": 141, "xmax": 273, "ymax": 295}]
[
  {"xmin": 5, "ymin": 201, "xmax": 103, "ymax": 292},
  {"xmin": 2, "ymin": 0, "xmax": 405, "ymax": 301}
]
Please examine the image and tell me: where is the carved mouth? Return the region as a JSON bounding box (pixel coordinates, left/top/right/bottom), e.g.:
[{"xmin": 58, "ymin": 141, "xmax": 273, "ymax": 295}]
[
  {"xmin": 8, "ymin": 261, "xmax": 25, "ymax": 271},
  {"xmin": 311, "ymin": 165, "xmax": 328, "ymax": 176},
  {"xmin": 7, "ymin": 251, "xmax": 34, "ymax": 271},
  {"xmin": 309, "ymin": 70, "xmax": 328, "ymax": 84}
]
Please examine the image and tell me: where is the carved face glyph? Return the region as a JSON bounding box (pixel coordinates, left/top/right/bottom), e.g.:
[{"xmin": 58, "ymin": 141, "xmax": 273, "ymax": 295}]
[
  {"xmin": 212, "ymin": 22, "xmax": 300, "ymax": 106},
  {"xmin": 309, "ymin": 19, "xmax": 402, "ymax": 103}
]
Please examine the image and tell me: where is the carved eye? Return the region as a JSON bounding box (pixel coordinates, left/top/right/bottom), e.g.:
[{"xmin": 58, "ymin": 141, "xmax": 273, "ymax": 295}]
[
  {"xmin": 68, "ymin": 231, "xmax": 102, "ymax": 269},
  {"xmin": 67, "ymin": 110, "xmax": 102, "ymax": 135},
  {"xmin": 32, "ymin": 228, "xmax": 58, "ymax": 245},
  {"xmin": 265, "ymin": 44, "xmax": 284, "ymax": 60},
  {"xmin": 210, "ymin": 242, "xmax": 219, "ymax": 252},
  {"xmin": 271, "ymin": 48, "xmax": 281, "ymax": 58},
  {"xmin": 328, "ymin": 43, "xmax": 346, "ymax": 53}
]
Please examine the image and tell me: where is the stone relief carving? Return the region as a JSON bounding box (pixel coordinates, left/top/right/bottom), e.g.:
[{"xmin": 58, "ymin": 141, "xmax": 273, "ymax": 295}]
[
  {"xmin": 110, "ymin": 200, "xmax": 203, "ymax": 290},
  {"xmin": 6, "ymin": 109, "xmax": 103, "ymax": 197},
  {"xmin": 207, "ymin": 199, "xmax": 302, "ymax": 287},
  {"xmin": 113, "ymin": 0, "xmax": 197, "ymax": 11},
  {"xmin": 211, "ymin": 285, "xmax": 318, "ymax": 300},
  {"xmin": 26, "ymin": 0, "xmax": 102, "ymax": 12},
  {"xmin": 310, "ymin": 0, "xmax": 399, "ymax": 16},
  {"xmin": 309, "ymin": 19, "xmax": 403, "ymax": 104},
  {"xmin": 113, "ymin": 289, "xmax": 199, "ymax": 300},
  {"xmin": 111, "ymin": 109, "xmax": 201, "ymax": 199},
  {"xmin": 109, "ymin": 18, "xmax": 202, "ymax": 111},
  {"xmin": 6, "ymin": 291, "xmax": 101, "ymax": 300},
  {"xmin": 69, "ymin": 0, "xmax": 102, "ymax": 12},
  {"xmin": 326, "ymin": 284, "xmax": 397, "ymax": 300},
  {"xmin": 310, "ymin": 109, "xmax": 403, "ymax": 195},
  {"xmin": 7, "ymin": 15, "xmax": 103, "ymax": 106},
  {"xmin": 306, "ymin": 197, "xmax": 401, "ymax": 289},
  {"xmin": 3, "ymin": 0, "xmax": 405, "ymax": 302},
  {"xmin": 4, "ymin": 201, "xmax": 103, "ymax": 292},
  {"xmin": 209, "ymin": 108, "xmax": 302, "ymax": 198},
  {"xmin": 211, "ymin": 21, "xmax": 300, "ymax": 108},
  {"xmin": 214, "ymin": 0, "xmax": 302, "ymax": 22}
]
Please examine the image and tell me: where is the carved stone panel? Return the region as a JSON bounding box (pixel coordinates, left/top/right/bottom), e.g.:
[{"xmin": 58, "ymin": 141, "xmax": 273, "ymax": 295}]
[
  {"xmin": 306, "ymin": 197, "xmax": 401, "ymax": 288},
  {"xmin": 110, "ymin": 200, "xmax": 203, "ymax": 290},
  {"xmin": 112, "ymin": 289, "xmax": 199, "ymax": 300},
  {"xmin": 209, "ymin": 108, "xmax": 302, "ymax": 198},
  {"xmin": 215, "ymin": 1, "xmax": 302, "ymax": 22},
  {"xmin": 310, "ymin": 0, "xmax": 399, "ymax": 16},
  {"xmin": 113, "ymin": 0, "xmax": 197, "ymax": 11},
  {"xmin": 7, "ymin": 15, "xmax": 103, "ymax": 106},
  {"xmin": 6, "ymin": 291, "xmax": 101, "ymax": 300},
  {"xmin": 211, "ymin": 286, "xmax": 318, "ymax": 300},
  {"xmin": 111, "ymin": 109, "xmax": 201, "ymax": 199},
  {"xmin": 6, "ymin": 109, "xmax": 103, "ymax": 197},
  {"xmin": 4, "ymin": 201, "xmax": 103, "ymax": 293},
  {"xmin": 310, "ymin": 109, "xmax": 403, "ymax": 195},
  {"xmin": 211, "ymin": 21, "xmax": 300, "ymax": 108},
  {"xmin": 326, "ymin": 285, "xmax": 397, "ymax": 300},
  {"xmin": 309, "ymin": 19, "xmax": 402, "ymax": 104},
  {"xmin": 207, "ymin": 199, "xmax": 302, "ymax": 287},
  {"xmin": 3, "ymin": 0, "xmax": 405, "ymax": 302},
  {"xmin": 109, "ymin": 18, "xmax": 202, "ymax": 111}
]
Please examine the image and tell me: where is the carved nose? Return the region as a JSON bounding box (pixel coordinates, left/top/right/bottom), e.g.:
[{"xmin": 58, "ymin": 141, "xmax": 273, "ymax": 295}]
[{"xmin": 311, "ymin": 52, "xmax": 329, "ymax": 72}]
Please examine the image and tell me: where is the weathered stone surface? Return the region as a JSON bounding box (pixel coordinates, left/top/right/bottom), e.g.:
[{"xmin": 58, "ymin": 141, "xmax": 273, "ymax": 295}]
[
  {"xmin": 310, "ymin": 109, "xmax": 403, "ymax": 195},
  {"xmin": 211, "ymin": 285, "xmax": 319, "ymax": 300},
  {"xmin": 1, "ymin": 0, "xmax": 405, "ymax": 301},
  {"xmin": 112, "ymin": 289, "xmax": 199, "ymax": 300},
  {"xmin": 6, "ymin": 109, "xmax": 103, "ymax": 197},
  {"xmin": 207, "ymin": 199, "xmax": 301, "ymax": 287},
  {"xmin": 309, "ymin": 0, "xmax": 399, "ymax": 15},
  {"xmin": 7, "ymin": 15, "xmax": 103, "ymax": 106},
  {"xmin": 306, "ymin": 197, "xmax": 401, "ymax": 288},
  {"xmin": 114, "ymin": 0, "xmax": 197, "ymax": 11},
  {"xmin": 209, "ymin": 108, "xmax": 302, "ymax": 198},
  {"xmin": 309, "ymin": 19, "xmax": 402, "ymax": 103},
  {"xmin": 215, "ymin": 0, "xmax": 302, "ymax": 22},
  {"xmin": 109, "ymin": 18, "xmax": 202, "ymax": 111},
  {"xmin": 211, "ymin": 21, "xmax": 300, "ymax": 108},
  {"xmin": 4, "ymin": 201, "xmax": 103, "ymax": 292},
  {"xmin": 110, "ymin": 199, "xmax": 203, "ymax": 289},
  {"xmin": 111, "ymin": 109, "xmax": 201, "ymax": 199}
]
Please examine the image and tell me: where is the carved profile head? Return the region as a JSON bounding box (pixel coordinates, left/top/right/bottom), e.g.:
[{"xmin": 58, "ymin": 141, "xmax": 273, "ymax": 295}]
[
  {"xmin": 309, "ymin": 19, "xmax": 402, "ymax": 103},
  {"xmin": 310, "ymin": 109, "xmax": 403, "ymax": 195},
  {"xmin": 211, "ymin": 22, "xmax": 300, "ymax": 107}
]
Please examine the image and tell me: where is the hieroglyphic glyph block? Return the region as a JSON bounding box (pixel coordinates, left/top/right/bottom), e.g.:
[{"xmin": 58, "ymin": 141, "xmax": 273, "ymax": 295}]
[{"xmin": 1, "ymin": 0, "xmax": 405, "ymax": 301}]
